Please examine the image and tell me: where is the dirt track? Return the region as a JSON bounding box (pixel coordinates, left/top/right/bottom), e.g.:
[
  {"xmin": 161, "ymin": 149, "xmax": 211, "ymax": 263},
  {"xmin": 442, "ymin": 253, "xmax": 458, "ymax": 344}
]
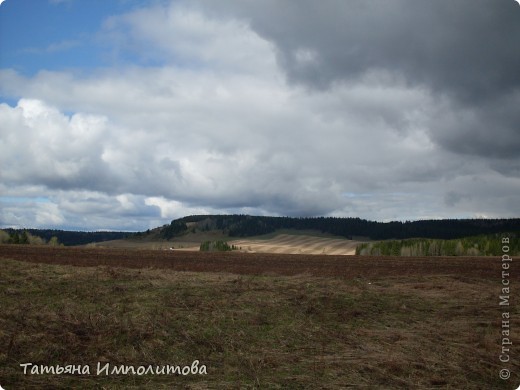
[{"xmin": 0, "ymin": 244, "xmax": 504, "ymax": 280}]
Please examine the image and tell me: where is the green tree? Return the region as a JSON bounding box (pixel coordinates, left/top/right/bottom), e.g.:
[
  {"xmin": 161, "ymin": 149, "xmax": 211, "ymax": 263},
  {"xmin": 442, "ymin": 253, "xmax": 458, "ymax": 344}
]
[
  {"xmin": 27, "ymin": 232, "xmax": 46, "ymax": 245},
  {"xmin": 9, "ymin": 232, "xmax": 20, "ymax": 244},
  {"xmin": 200, "ymin": 240, "xmax": 232, "ymax": 252},
  {"xmin": 48, "ymin": 236, "xmax": 61, "ymax": 246},
  {"xmin": 20, "ymin": 231, "xmax": 29, "ymax": 245},
  {"xmin": 0, "ymin": 230, "xmax": 10, "ymax": 244}
]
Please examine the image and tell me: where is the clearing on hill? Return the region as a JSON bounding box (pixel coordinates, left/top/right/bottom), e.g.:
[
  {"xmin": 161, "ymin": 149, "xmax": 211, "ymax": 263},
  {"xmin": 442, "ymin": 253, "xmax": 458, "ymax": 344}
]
[
  {"xmin": 91, "ymin": 230, "xmax": 363, "ymax": 255},
  {"xmin": 230, "ymin": 233, "xmax": 361, "ymax": 255}
]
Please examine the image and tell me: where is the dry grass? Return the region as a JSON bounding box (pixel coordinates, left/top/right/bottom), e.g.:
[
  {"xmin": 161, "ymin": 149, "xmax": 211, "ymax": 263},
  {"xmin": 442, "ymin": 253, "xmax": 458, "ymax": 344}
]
[
  {"xmin": 94, "ymin": 231, "xmax": 362, "ymax": 255},
  {"xmin": 229, "ymin": 234, "xmax": 361, "ymax": 255},
  {"xmin": 0, "ymin": 256, "xmax": 518, "ymax": 389}
]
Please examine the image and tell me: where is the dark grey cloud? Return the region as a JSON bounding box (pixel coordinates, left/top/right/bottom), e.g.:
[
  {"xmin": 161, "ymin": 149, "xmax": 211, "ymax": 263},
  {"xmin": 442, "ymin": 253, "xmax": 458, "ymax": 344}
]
[
  {"xmin": 430, "ymin": 91, "xmax": 520, "ymax": 159},
  {"xmin": 205, "ymin": 0, "xmax": 520, "ymax": 159},
  {"xmin": 209, "ymin": 0, "xmax": 520, "ymax": 98}
]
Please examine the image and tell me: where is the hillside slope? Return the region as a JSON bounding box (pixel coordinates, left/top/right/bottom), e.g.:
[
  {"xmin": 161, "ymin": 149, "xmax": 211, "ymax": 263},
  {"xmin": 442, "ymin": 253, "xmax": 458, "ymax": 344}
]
[
  {"xmin": 169, "ymin": 214, "xmax": 520, "ymax": 240},
  {"xmin": 230, "ymin": 233, "xmax": 360, "ymax": 255},
  {"xmin": 94, "ymin": 229, "xmax": 362, "ymax": 255}
]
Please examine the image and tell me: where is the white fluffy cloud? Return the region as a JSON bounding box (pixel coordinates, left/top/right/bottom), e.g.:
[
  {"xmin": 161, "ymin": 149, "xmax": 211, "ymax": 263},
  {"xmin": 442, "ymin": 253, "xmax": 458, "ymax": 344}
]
[
  {"xmin": 102, "ymin": 2, "xmax": 278, "ymax": 75},
  {"xmin": 1, "ymin": 0, "xmax": 518, "ymax": 230}
]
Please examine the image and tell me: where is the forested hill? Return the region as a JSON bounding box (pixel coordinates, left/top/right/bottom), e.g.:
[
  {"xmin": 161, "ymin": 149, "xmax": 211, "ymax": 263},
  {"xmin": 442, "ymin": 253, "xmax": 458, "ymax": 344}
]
[{"xmin": 161, "ymin": 215, "xmax": 520, "ymax": 240}]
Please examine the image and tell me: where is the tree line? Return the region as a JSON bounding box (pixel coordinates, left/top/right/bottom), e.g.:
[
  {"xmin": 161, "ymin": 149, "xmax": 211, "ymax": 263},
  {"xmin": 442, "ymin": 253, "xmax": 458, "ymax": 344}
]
[
  {"xmin": 1, "ymin": 229, "xmax": 130, "ymax": 246},
  {"xmin": 355, "ymin": 233, "xmax": 519, "ymax": 256},
  {"xmin": 0, "ymin": 230, "xmax": 61, "ymax": 246},
  {"xmin": 172, "ymin": 215, "xmax": 519, "ymax": 240},
  {"xmin": 199, "ymin": 240, "xmax": 236, "ymax": 252}
]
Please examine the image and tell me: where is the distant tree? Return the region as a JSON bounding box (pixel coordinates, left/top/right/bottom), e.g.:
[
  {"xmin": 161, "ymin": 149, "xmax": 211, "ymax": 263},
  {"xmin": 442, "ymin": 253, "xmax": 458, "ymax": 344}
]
[
  {"xmin": 161, "ymin": 220, "xmax": 188, "ymax": 240},
  {"xmin": 9, "ymin": 232, "xmax": 20, "ymax": 244},
  {"xmin": 27, "ymin": 232, "xmax": 46, "ymax": 245},
  {"xmin": 48, "ymin": 236, "xmax": 61, "ymax": 246},
  {"xmin": 455, "ymin": 241, "xmax": 464, "ymax": 256},
  {"xmin": 0, "ymin": 230, "xmax": 10, "ymax": 244},
  {"xmin": 200, "ymin": 240, "xmax": 232, "ymax": 252},
  {"xmin": 20, "ymin": 231, "xmax": 29, "ymax": 245},
  {"xmin": 356, "ymin": 233, "xmax": 519, "ymax": 257}
]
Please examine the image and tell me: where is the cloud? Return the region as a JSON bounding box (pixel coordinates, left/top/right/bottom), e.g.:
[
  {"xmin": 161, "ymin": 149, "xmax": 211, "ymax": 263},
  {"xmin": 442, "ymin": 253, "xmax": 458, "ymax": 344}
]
[
  {"xmin": 204, "ymin": 0, "xmax": 520, "ymax": 159},
  {"xmin": 101, "ymin": 1, "xmax": 277, "ymax": 74},
  {"xmin": 0, "ymin": 99, "xmax": 113, "ymax": 192},
  {"xmin": 1, "ymin": 0, "xmax": 519, "ymax": 230},
  {"xmin": 0, "ymin": 195, "xmax": 65, "ymax": 228},
  {"xmin": 0, "ymin": 188, "xmax": 163, "ymax": 230},
  {"xmin": 428, "ymin": 91, "xmax": 520, "ymax": 160},
  {"xmin": 20, "ymin": 40, "xmax": 80, "ymax": 54},
  {"xmin": 209, "ymin": 0, "xmax": 520, "ymax": 96}
]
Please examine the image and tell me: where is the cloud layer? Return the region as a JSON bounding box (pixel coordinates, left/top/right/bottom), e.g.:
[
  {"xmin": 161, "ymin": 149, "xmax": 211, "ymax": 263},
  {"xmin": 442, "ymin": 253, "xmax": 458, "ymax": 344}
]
[{"xmin": 1, "ymin": 0, "xmax": 519, "ymax": 230}]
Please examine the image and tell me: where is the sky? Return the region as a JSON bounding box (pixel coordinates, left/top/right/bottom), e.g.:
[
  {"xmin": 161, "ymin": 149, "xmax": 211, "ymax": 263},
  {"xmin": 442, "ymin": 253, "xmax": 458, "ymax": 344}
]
[{"xmin": 0, "ymin": 0, "xmax": 519, "ymax": 231}]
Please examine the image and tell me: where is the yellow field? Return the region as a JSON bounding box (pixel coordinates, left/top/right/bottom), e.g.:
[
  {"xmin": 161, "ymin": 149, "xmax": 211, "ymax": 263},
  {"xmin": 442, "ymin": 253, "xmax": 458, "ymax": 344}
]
[
  {"xmin": 92, "ymin": 231, "xmax": 362, "ymax": 255},
  {"xmin": 230, "ymin": 233, "xmax": 360, "ymax": 255}
]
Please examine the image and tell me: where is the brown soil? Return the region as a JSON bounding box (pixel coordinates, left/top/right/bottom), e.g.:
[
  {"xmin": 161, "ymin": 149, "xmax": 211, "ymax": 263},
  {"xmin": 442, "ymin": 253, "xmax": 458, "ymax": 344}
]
[{"xmin": 0, "ymin": 244, "xmax": 503, "ymax": 279}]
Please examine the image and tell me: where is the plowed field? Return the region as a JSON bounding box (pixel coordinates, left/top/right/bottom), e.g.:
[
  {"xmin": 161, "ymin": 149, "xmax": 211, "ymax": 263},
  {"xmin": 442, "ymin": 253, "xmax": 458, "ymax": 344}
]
[
  {"xmin": 1, "ymin": 244, "xmax": 518, "ymax": 388},
  {"xmin": 0, "ymin": 244, "xmax": 503, "ymax": 279}
]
